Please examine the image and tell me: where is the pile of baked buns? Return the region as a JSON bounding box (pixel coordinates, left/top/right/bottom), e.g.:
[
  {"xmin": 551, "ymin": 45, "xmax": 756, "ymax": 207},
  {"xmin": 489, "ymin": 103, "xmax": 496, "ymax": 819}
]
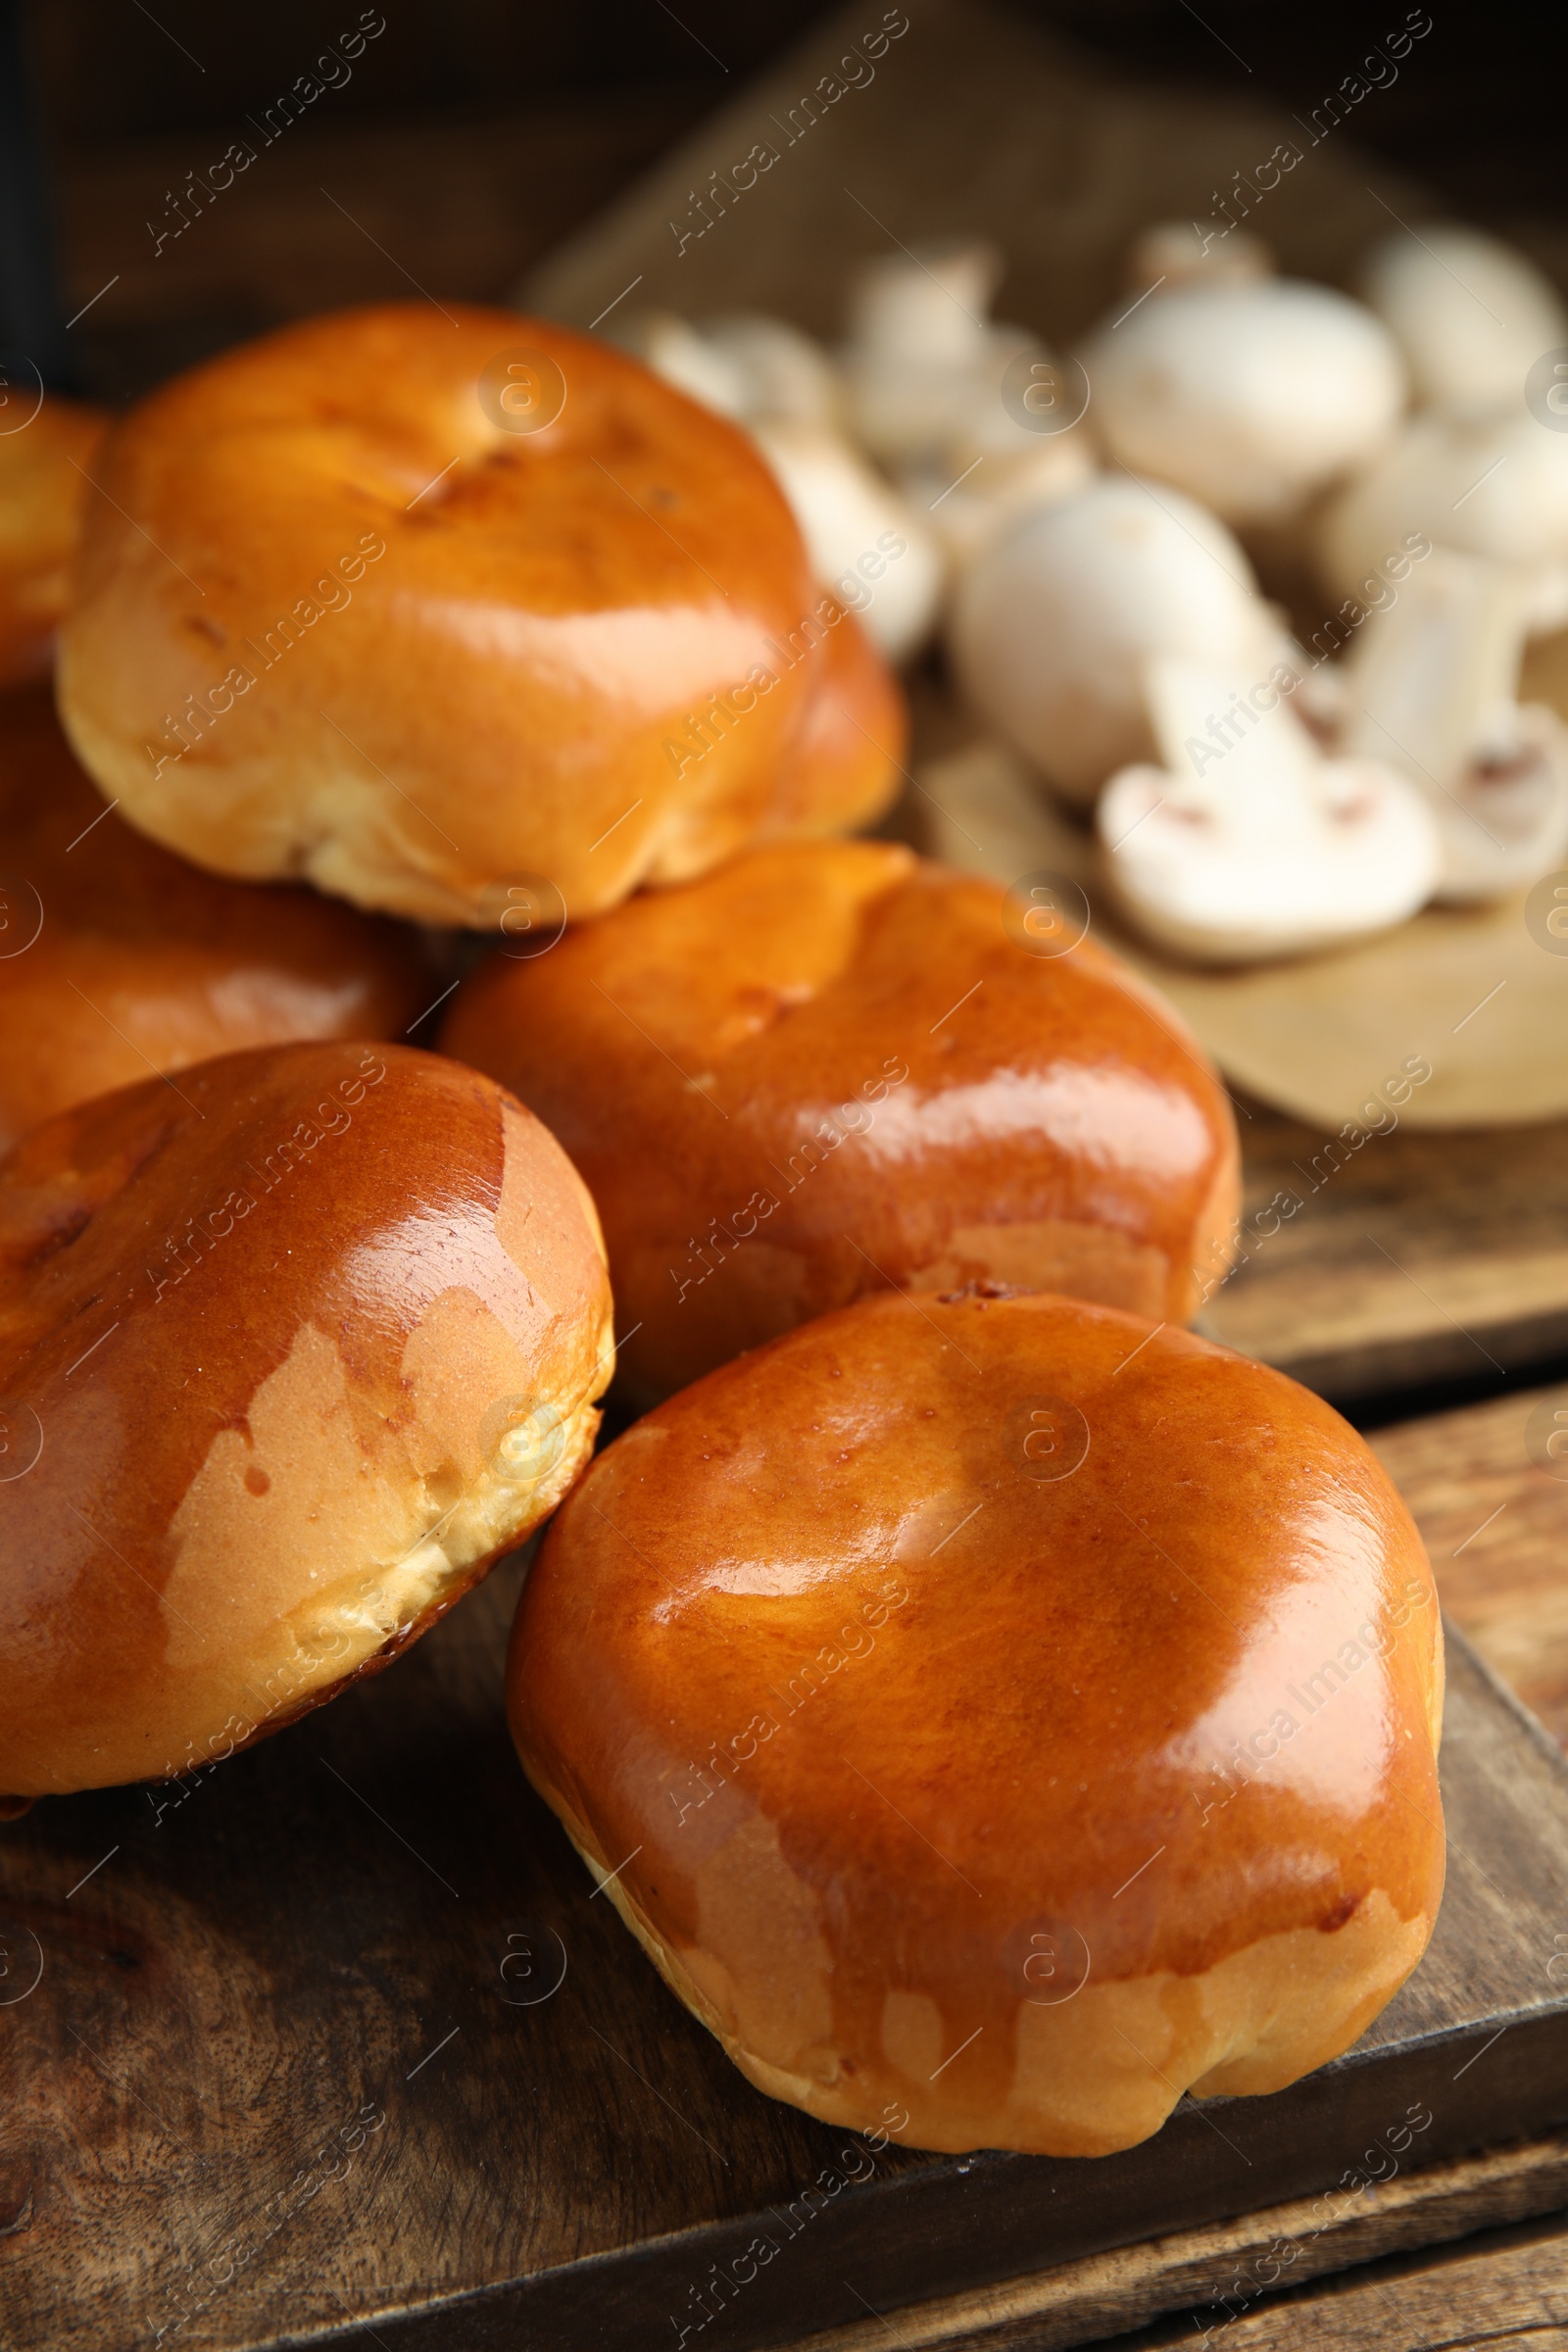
[{"xmin": 0, "ymin": 295, "xmax": 1444, "ymax": 2159}]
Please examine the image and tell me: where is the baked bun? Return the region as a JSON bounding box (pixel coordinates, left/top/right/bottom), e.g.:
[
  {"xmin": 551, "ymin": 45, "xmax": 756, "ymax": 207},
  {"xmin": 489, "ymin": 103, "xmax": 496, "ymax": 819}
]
[
  {"xmin": 0, "ymin": 687, "xmax": 429, "ymax": 1152},
  {"xmin": 56, "ymin": 303, "xmax": 899, "ymax": 927},
  {"xmin": 509, "ymin": 1292, "xmax": 1446, "ymax": 2157},
  {"xmin": 0, "ymin": 395, "xmax": 106, "ymax": 684},
  {"xmin": 0, "ymin": 1042, "xmax": 612, "ymax": 1800},
  {"xmin": 757, "ymin": 601, "xmax": 906, "ymax": 842},
  {"xmin": 443, "ymin": 842, "xmax": 1240, "ymax": 1400}
]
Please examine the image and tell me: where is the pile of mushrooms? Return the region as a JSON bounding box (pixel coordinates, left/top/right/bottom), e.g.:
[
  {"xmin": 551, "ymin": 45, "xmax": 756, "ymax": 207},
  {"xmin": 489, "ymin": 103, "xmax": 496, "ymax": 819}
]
[{"xmin": 593, "ymin": 211, "xmax": 1568, "ymax": 963}]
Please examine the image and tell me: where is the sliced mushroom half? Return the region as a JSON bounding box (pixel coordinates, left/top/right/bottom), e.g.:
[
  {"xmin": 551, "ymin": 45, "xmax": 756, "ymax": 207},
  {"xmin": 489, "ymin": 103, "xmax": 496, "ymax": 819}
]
[
  {"xmin": 1098, "ymin": 655, "xmax": 1442, "ymax": 962},
  {"xmin": 1339, "ymin": 550, "xmax": 1568, "ymax": 902}
]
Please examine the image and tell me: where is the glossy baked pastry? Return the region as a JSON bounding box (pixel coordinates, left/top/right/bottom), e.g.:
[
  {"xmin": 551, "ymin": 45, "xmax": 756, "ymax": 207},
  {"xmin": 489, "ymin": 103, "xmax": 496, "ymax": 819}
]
[
  {"xmin": 509, "ymin": 1290, "xmax": 1446, "ymax": 2155},
  {"xmin": 0, "ymin": 1042, "xmax": 612, "ymax": 1801},
  {"xmin": 0, "ymin": 394, "xmax": 106, "ymax": 685},
  {"xmin": 443, "ymin": 841, "xmax": 1240, "ymax": 1398},
  {"xmin": 0, "ymin": 686, "xmax": 428, "ymax": 1152},
  {"xmin": 56, "ymin": 304, "xmax": 901, "ymax": 927}
]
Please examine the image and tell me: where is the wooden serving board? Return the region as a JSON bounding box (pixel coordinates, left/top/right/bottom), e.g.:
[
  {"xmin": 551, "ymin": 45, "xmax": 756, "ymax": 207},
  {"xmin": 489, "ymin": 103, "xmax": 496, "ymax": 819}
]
[
  {"xmin": 4, "ymin": 1409, "xmax": 1568, "ymax": 2352},
  {"xmin": 1208, "ymin": 1101, "xmax": 1568, "ymax": 1405}
]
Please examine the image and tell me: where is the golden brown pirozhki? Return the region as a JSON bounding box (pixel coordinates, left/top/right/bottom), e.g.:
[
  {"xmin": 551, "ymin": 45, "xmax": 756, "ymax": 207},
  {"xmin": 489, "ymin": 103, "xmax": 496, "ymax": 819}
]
[
  {"xmin": 510, "ymin": 1292, "xmax": 1446, "ymax": 2156},
  {"xmin": 0, "ymin": 395, "xmax": 106, "ymax": 686},
  {"xmin": 0, "ymin": 687, "xmax": 428, "ymax": 1152},
  {"xmin": 443, "ymin": 842, "xmax": 1240, "ymax": 1399},
  {"xmin": 0, "ymin": 1042, "xmax": 612, "ymax": 1801},
  {"xmin": 755, "ymin": 600, "xmax": 906, "ymax": 844},
  {"xmin": 56, "ymin": 304, "xmax": 901, "ymax": 927}
]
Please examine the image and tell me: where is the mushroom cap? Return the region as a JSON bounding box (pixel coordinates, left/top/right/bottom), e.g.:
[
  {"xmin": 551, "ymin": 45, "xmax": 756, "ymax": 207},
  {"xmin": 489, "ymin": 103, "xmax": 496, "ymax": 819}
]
[
  {"xmin": 697, "ymin": 313, "xmax": 843, "ymax": 427},
  {"xmin": 623, "ymin": 310, "xmax": 845, "ymax": 434},
  {"xmin": 615, "ymin": 309, "xmax": 750, "ymax": 417},
  {"xmin": 844, "ymin": 240, "xmax": 1003, "ymax": 368},
  {"xmin": 949, "ymin": 476, "xmax": 1290, "ymax": 805},
  {"xmin": 1080, "ymin": 279, "xmax": 1406, "ymax": 525},
  {"xmin": 902, "ymin": 432, "xmax": 1096, "ymax": 570},
  {"xmin": 842, "ymin": 243, "xmax": 1031, "ymax": 466},
  {"xmin": 1101, "ymin": 758, "xmax": 1440, "ymax": 960},
  {"xmin": 1359, "ymin": 226, "xmax": 1568, "ymax": 416},
  {"xmin": 1098, "ymin": 656, "xmax": 1441, "ymax": 962},
  {"xmin": 749, "ymin": 420, "xmax": 944, "ymax": 663},
  {"xmin": 1125, "ymin": 220, "xmax": 1274, "ymax": 292},
  {"xmin": 1315, "ymin": 409, "xmax": 1568, "ymax": 632}
]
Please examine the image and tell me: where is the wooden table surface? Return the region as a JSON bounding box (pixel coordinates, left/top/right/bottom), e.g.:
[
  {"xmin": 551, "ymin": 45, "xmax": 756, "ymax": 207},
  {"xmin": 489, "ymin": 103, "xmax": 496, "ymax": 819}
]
[{"xmin": 4, "ymin": 1412, "xmax": 1567, "ymax": 2352}]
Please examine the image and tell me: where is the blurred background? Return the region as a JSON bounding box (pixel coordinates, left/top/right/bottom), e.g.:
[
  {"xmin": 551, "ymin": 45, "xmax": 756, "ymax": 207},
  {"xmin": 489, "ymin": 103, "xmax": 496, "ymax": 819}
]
[{"xmin": 6, "ymin": 0, "xmax": 1565, "ymax": 403}]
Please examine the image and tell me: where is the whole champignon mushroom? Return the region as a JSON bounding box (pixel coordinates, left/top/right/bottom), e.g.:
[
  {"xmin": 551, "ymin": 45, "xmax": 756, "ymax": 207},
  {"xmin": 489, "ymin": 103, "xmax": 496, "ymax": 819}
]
[
  {"xmin": 614, "ymin": 309, "xmax": 749, "ymax": 418},
  {"xmin": 949, "ymin": 476, "xmax": 1300, "ymax": 808},
  {"xmin": 618, "ymin": 307, "xmax": 943, "ymax": 662},
  {"xmin": 1338, "ymin": 549, "xmax": 1568, "ymax": 902},
  {"xmin": 1079, "ymin": 275, "xmax": 1406, "ymax": 526},
  {"xmin": 1315, "ymin": 407, "xmax": 1568, "ymax": 633},
  {"xmin": 841, "ymin": 240, "xmax": 1010, "ymax": 464},
  {"xmin": 1097, "ymin": 654, "xmax": 1441, "ymax": 962},
  {"xmin": 842, "ymin": 241, "xmax": 1094, "ymax": 568},
  {"xmin": 1360, "ymin": 226, "xmax": 1568, "ymax": 416},
  {"xmin": 899, "ymin": 384, "xmax": 1095, "ymax": 571},
  {"xmin": 745, "ymin": 418, "xmax": 946, "ymax": 663},
  {"xmin": 689, "ymin": 312, "xmax": 844, "ymax": 427},
  {"xmin": 1124, "ymin": 219, "xmax": 1274, "ymax": 292}
]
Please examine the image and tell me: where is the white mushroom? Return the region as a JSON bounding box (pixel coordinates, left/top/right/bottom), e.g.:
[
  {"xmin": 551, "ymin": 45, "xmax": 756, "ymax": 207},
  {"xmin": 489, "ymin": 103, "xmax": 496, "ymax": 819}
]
[
  {"xmin": 1314, "ymin": 407, "xmax": 1568, "ymax": 633},
  {"xmin": 899, "ymin": 428, "xmax": 1094, "ymax": 572},
  {"xmin": 1098, "ymin": 655, "xmax": 1442, "ymax": 962},
  {"xmin": 615, "ymin": 309, "xmax": 942, "ymax": 661},
  {"xmin": 841, "ymin": 241, "xmax": 1007, "ymax": 465},
  {"xmin": 681, "ymin": 313, "xmax": 844, "ymax": 428},
  {"xmin": 1359, "ymin": 226, "xmax": 1568, "ymax": 416},
  {"xmin": 1125, "ymin": 218, "xmax": 1274, "ymax": 292},
  {"xmin": 747, "ymin": 418, "xmax": 944, "ymax": 662},
  {"xmin": 1078, "ymin": 276, "xmax": 1406, "ymax": 525},
  {"xmin": 1337, "ymin": 549, "xmax": 1568, "ymax": 901},
  {"xmin": 616, "ymin": 309, "xmax": 751, "ymax": 418},
  {"xmin": 839, "ymin": 243, "xmax": 1095, "ymax": 566},
  {"xmin": 949, "ymin": 476, "xmax": 1300, "ymax": 807}
]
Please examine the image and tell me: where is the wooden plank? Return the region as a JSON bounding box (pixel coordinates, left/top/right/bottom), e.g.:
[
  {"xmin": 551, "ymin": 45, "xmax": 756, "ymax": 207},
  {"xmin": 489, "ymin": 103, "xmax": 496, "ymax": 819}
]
[
  {"xmin": 1373, "ymin": 1386, "xmax": 1568, "ymax": 1751},
  {"xmin": 769, "ymin": 2134, "xmax": 1568, "ymax": 2350},
  {"xmin": 1205, "ymin": 1105, "xmax": 1568, "ymax": 1404},
  {"xmin": 1124, "ymin": 2208, "xmax": 1568, "ymax": 2350},
  {"xmin": 3, "ymin": 1575, "xmax": 1567, "ymax": 2351}
]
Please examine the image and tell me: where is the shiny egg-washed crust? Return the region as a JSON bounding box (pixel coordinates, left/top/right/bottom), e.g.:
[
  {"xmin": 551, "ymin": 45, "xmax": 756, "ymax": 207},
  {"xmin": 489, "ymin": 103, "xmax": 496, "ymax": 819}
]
[
  {"xmin": 757, "ymin": 603, "xmax": 906, "ymax": 843},
  {"xmin": 56, "ymin": 303, "xmax": 901, "ymax": 927},
  {"xmin": 444, "ymin": 843, "xmax": 1241, "ymax": 1400},
  {"xmin": 0, "ymin": 687, "xmax": 429, "ymax": 1152},
  {"xmin": 510, "ymin": 1292, "xmax": 1446, "ymax": 2157},
  {"xmin": 0, "ymin": 1042, "xmax": 612, "ymax": 1800},
  {"xmin": 0, "ymin": 396, "xmax": 106, "ymax": 686}
]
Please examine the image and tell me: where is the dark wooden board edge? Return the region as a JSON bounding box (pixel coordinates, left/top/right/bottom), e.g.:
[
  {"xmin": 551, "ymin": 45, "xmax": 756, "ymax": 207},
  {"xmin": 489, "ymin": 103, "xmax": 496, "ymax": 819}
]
[
  {"xmin": 773, "ymin": 2132, "xmax": 1568, "ymax": 2352},
  {"xmin": 239, "ymin": 1631, "xmax": 1568, "ymax": 2352},
  {"xmin": 255, "ymin": 2008, "xmax": 1568, "ymax": 2352},
  {"xmin": 1246, "ymin": 1303, "xmax": 1568, "ymax": 1413}
]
